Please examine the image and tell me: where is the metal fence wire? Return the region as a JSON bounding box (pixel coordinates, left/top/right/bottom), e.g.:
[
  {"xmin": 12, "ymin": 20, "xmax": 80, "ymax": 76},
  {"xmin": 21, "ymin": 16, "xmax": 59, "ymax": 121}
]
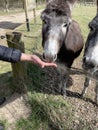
[
  {"xmin": 79, "ymin": 0, "xmax": 96, "ymax": 5},
  {"xmin": 0, "ymin": 2, "xmax": 98, "ymax": 130},
  {"xmin": 0, "ymin": 0, "xmax": 37, "ymax": 11}
]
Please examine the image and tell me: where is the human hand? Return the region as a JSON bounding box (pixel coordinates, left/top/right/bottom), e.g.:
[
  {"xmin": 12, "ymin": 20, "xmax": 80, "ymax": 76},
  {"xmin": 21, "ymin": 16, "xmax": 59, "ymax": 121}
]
[
  {"xmin": 31, "ymin": 55, "xmax": 57, "ymax": 68},
  {"xmin": 20, "ymin": 53, "xmax": 57, "ymax": 68}
]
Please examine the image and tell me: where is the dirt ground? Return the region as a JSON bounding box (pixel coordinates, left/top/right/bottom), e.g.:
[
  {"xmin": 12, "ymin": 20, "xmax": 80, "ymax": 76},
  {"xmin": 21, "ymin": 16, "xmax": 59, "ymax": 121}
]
[
  {"xmin": 0, "ymin": 10, "xmax": 42, "ymax": 44},
  {"xmin": 0, "ymin": 10, "xmax": 42, "ymax": 129},
  {"xmin": 42, "ymin": 55, "xmax": 98, "ymax": 129},
  {"xmin": 0, "ymin": 9, "xmax": 98, "ymax": 130}
]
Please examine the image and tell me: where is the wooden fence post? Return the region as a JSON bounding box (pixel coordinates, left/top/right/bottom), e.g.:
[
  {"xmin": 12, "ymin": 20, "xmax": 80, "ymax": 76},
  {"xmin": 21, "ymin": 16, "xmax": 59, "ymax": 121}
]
[{"xmin": 6, "ymin": 31, "xmax": 27, "ymax": 93}]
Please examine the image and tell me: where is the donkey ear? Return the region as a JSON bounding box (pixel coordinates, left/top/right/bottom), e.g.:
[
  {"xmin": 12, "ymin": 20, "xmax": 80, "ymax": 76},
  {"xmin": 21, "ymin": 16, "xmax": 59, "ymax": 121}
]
[
  {"xmin": 41, "ymin": 11, "xmax": 45, "ymax": 20},
  {"xmin": 68, "ymin": 0, "xmax": 77, "ymax": 4},
  {"xmin": 67, "ymin": 0, "xmax": 77, "ymax": 11},
  {"xmin": 41, "ymin": 9, "xmax": 51, "ymax": 20},
  {"xmin": 41, "ymin": 10, "xmax": 48, "ymax": 20},
  {"xmin": 68, "ymin": 18, "xmax": 72, "ymax": 25}
]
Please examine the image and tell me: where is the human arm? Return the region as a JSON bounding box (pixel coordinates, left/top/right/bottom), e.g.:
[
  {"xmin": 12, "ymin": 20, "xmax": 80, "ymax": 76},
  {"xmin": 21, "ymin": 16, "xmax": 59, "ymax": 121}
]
[{"xmin": 0, "ymin": 45, "xmax": 57, "ymax": 68}]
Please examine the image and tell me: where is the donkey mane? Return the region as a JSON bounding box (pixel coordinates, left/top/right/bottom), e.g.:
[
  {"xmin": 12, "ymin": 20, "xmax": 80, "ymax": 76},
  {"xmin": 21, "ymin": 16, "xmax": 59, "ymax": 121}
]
[{"xmin": 46, "ymin": 0, "xmax": 76, "ymax": 17}]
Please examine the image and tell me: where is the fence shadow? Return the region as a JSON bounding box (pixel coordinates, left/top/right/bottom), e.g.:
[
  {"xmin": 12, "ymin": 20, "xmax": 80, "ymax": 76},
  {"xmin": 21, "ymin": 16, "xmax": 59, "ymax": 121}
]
[{"xmin": 0, "ymin": 71, "xmax": 25, "ymax": 107}]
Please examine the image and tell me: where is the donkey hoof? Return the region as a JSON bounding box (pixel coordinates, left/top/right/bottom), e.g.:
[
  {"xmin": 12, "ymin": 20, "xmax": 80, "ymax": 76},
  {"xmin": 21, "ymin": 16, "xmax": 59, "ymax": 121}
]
[
  {"xmin": 61, "ymin": 89, "xmax": 67, "ymax": 98},
  {"xmin": 66, "ymin": 77, "xmax": 73, "ymax": 88},
  {"xmin": 80, "ymin": 93, "xmax": 84, "ymax": 97},
  {"xmin": 63, "ymin": 94, "xmax": 67, "ymax": 99},
  {"xmin": 95, "ymin": 100, "xmax": 98, "ymax": 106},
  {"xmin": 58, "ymin": 83, "xmax": 62, "ymax": 94},
  {"xmin": 80, "ymin": 91, "xmax": 85, "ymax": 97},
  {"xmin": 95, "ymin": 96, "xmax": 98, "ymax": 105}
]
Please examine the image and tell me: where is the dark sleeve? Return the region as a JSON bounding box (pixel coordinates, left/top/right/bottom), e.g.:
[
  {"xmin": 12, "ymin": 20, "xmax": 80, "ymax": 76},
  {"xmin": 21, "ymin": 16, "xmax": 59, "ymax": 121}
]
[{"xmin": 0, "ymin": 45, "xmax": 22, "ymax": 63}]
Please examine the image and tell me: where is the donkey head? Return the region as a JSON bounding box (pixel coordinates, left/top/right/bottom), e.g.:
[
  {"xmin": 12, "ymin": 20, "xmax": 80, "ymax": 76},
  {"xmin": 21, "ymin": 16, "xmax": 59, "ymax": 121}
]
[
  {"xmin": 83, "ymin": 14, "xmax": 98, "ymax": 71},
  {"xmin": 41, "ymin": 0, "xmax": 76, "ymax": 62}
]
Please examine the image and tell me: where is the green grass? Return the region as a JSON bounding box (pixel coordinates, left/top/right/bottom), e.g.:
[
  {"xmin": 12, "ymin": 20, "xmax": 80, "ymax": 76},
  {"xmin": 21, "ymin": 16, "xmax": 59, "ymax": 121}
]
[
  {"xmin": 0, "ymin": 120, "xmax": 8, "ymax": 130},
  {"xmin": 72, "ymin": 5, "xmax": 96, "ymax": 40},
  {"xmin": 0, "ymin": 4, "xmax": 97, "ymax": 130},
  {"xmin": 16, "ymin": 92, "xmax": 73, "ymax": 130}
]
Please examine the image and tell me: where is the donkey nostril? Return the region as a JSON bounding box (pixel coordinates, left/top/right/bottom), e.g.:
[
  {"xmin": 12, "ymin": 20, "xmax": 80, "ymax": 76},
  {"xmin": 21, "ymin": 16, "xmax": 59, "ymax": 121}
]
[
  {"xmin": 82, "ymin": 56, "xmax": 90, "ymax": 69},
  {"xmin": 43, "ymin": 53, "xmax": 45, "ymax": 59},
  {"xmin": 42, "ymin": 53, "xmax": 57, "ymax": 62},
  {"xmin": 89, "ymin": 62, "xmax": 95, "ymax": 68},
  {"xmin": 53, "ymin": 54, "xmax": 57, "ymax": 61},
  {"xmin": 83, "ymin": 56, "xmax": 90, "ymax": 64},
  {"xmin": 83, "ymin": 57, "xmax": 86, "ymax": 63},
  {"xmin": 83, "ymin": 56, "xmax": 95, "ymax": 69}
]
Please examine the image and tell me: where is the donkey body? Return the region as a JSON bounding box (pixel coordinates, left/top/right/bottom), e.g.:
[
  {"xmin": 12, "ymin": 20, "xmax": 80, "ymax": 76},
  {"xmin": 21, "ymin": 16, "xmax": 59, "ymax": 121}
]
[
  {"xmin": 41, "ymin": 0, "xmax": 84, "ymax": 96},
  {"xmin": 82, "ymin": 13, "xmax": 98, "ymax": 105}
]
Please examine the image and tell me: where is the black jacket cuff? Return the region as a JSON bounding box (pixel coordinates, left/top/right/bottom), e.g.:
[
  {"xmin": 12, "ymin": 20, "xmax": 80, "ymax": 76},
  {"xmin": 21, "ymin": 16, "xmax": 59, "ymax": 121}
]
[{"xmin": 0, "ymin": 45, "xmax": 22, "ymax": 63}]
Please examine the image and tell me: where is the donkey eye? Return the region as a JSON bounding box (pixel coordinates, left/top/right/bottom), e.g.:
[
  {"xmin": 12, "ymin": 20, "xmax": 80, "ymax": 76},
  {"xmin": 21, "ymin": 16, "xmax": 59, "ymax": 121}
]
[
  {"xmin": 89, "ymin": 23, "xmax": 95, "ymax": 32},
  {"xmin": 89, "ymin": 26, "xmax": 96, "ymax": 34},
  {"xmin": 63, "ymin": 23, "xmax": 67, "ymax": 27},
  {"xmin": 43, "ymin": 20, "xmax": 47, "ymax": 24},
  {"xmin": 90, "ymin": 26, "xmax": 95, "ymax": 32},
  {"xmin": 90, "ymin": 26, "xmax": 94, "ymax": 31}
]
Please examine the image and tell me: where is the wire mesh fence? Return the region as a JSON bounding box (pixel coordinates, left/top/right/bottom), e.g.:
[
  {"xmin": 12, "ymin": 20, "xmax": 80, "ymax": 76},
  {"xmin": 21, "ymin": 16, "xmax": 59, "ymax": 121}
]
[
  {"xmin": 77, "ymin": 0, "xmax": 96, "ymax": 5},
  {"xmin": 1, "ymin": 2, "xmax": 96, "ymax": 97},
  {"xmin": 0, "ymin": 0, "xmax": 96, "ymax": 12},
  {"xmin": 0, "ymin": 0, "xmax": 36, "ymax": 12},
  {"xmin": 0, "ymin": 2, "xmax": 98, "ymax": 130}
]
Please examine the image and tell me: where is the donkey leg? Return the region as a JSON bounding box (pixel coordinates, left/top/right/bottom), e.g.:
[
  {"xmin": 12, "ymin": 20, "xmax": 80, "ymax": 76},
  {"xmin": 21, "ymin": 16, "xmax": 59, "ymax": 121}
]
[
  {"xmin": 95, "ymin": 83, "xmax": 98, "ymax": 105},
  {"xmin": 57, "ymin": 68, "xmax": 68, "ymax": 96},
  {"xmin": 57, "ymin": 65, "xmax": 68, "ymax": 95},
  {"xmin": 57, "ymin": 67, "xmax": 64, "ymax": 94},
  {"xmin": 61, "ymin": 70, "xmax": 70, "ymax": 98},
  {"xmin": 58, "ymin": 71, "xmax": 68, "ymax": 96},
  {"xmin": 57, "ymin": 65, "xmax": 71, "ymax": 97},
  {"xmin": 81, "ymin": 77, "xmax": 91, "ymax": 97},
  {"xmin": 61, "ymin": 75, "xmax": 69, "ymax": 98}
]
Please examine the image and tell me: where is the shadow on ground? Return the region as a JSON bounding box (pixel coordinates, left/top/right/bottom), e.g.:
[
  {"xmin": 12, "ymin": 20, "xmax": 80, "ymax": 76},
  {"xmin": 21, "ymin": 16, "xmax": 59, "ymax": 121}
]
[
  {"xmin": 0, "ymin": 21, "xmax": 22, "ymax": 30},
  {"xmin": 0, "ymin": 71, "xmax": 24, "ymax": 108},
  {"xmin": 0, "ymin": 54, "xmax": 98, "ymax": 107},
  {"xmin": 27, "ymin": 53, "xmax": 98, "ymax": 107}
]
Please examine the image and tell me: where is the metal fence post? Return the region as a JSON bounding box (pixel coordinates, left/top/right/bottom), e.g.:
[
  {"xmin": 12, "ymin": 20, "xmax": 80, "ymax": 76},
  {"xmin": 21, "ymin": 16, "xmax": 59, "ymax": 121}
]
[{"xmin": 24, "ymin": 0, "xmax": 30, "ymax": 32}]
